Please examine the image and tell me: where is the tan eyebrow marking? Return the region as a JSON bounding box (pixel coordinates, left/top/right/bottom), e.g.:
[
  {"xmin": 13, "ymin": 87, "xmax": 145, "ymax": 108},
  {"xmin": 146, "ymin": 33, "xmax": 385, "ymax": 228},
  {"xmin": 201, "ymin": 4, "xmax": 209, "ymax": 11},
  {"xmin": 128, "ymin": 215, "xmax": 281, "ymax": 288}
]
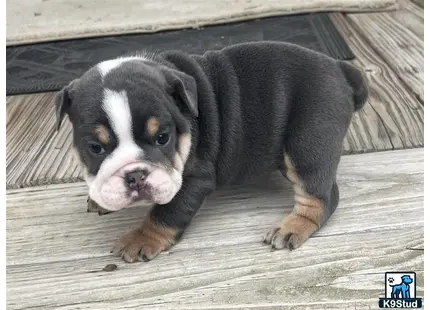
[
  {"xmin": 94, "ymin": 124, "xmax": 110, "ymax": 144},
  {"xmin": 147, "ymin": 117, "xmax": 160, "ymax": 137}
]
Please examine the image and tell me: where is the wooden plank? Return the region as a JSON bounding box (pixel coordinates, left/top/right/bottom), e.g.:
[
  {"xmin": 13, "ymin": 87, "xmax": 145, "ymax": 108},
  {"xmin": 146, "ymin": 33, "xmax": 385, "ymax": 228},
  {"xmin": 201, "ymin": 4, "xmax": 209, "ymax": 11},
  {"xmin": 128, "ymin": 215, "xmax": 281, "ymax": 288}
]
[
  {"xmin": 331, "ymin": 13, "xmax": 424, "ymax": 152},
  {"xmin": 6, "ymin": 149, "xmax": 424, "ymax": 309},
  {"xmin": 390, "ymin": 0, "xmax": 424, "ymax": 40},
  {"xmin": 6, "ymin": 93, "xmax": 83, "ymax": 189},
  {"xmin": 410, "ymin": 0, "xmax": 423, "ymax": 8},
  {"xmin": 6, "ymin": 93, "xmax": 58, "ymax": 187},
  {"xmin": 347, "ymin": 7, "xmax": 424, "ymax": 102}
]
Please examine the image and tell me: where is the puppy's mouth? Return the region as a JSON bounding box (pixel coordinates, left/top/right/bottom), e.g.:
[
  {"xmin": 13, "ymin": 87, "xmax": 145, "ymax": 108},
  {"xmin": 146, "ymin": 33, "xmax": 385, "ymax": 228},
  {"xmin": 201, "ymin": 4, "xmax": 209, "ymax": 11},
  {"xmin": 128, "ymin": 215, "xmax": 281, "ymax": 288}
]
[{"xmin": 127, "ymin": 183, "xmax": 154, "ymax": 203}]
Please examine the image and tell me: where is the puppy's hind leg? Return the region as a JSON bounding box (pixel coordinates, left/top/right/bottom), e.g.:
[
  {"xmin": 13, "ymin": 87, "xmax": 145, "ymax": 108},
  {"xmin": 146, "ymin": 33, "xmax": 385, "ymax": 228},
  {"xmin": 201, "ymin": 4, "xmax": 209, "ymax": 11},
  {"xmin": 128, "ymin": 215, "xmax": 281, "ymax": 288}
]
[{"xmin": 264, "ymin": 125, "xmax": 344, "ymax": 250}]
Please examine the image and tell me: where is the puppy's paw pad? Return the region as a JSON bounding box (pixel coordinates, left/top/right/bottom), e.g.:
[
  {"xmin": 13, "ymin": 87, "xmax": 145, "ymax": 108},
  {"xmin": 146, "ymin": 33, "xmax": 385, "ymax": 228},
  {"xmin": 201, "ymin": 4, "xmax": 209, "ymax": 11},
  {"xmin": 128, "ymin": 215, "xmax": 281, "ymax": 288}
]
[{"xmin": 112, "ymin": 219, "xmax": 177, "ymax": 263}]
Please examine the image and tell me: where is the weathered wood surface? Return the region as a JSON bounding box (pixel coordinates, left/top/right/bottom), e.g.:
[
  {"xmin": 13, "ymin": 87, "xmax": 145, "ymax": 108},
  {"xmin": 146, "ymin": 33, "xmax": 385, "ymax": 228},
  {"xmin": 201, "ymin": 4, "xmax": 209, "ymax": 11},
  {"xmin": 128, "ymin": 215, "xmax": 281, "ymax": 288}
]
[
  {"xmin": 6, "ymin": 92, "xmax": 82, "ymax": 188},
  {"xmin": 6, "ymin": 149, "xmax": 424, "ymax": 309},
  {"xmin": 347, "ymin": 2, "xmax": 424, "ymax": 102},
  {"xmin": 389, "ymin": 0, "xmax": 423, "ymax": 40},
  {"xmin": 332, "ymin": 13, "xmax": 424, "ymax": 151}
]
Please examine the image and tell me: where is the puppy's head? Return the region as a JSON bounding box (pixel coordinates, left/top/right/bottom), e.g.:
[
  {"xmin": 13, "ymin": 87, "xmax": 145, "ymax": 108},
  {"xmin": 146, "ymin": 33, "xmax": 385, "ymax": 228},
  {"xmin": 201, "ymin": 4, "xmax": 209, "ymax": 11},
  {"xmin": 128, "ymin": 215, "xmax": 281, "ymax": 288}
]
[{"xmin": 55, "ymin": 56, "xmax": 198, "ymax": 212}]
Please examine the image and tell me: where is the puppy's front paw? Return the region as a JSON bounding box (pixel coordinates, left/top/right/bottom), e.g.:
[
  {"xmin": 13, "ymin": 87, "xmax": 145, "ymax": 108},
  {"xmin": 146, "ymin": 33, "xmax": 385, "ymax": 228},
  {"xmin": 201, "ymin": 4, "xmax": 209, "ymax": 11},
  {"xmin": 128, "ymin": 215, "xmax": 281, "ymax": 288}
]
[
  {"xmin": 86, "ymin": 197, "xmax": 99, "ymax": 213},
  {"xmin": 263, "ymin": 214, "xmax": 318, "ymax": 251},
  {"xmin": 87, "ymin": 197, "xmax": 113, "ymax": 215},
  {"xmin": 112, "ymin": 217, "xmax": 177, "ymax": 263}
]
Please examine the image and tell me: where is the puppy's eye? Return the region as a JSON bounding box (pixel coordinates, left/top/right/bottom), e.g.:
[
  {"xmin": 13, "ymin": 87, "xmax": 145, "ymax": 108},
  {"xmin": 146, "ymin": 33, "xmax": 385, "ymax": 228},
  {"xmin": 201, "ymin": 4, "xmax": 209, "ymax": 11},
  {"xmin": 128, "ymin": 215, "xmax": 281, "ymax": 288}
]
[
  {"xmin": 155, "ymin": 133, "xmax": 170, "ymax": 146},
  {"xmin": 87, "ymin": 141, "xmax": 106, "ymax": 155}
]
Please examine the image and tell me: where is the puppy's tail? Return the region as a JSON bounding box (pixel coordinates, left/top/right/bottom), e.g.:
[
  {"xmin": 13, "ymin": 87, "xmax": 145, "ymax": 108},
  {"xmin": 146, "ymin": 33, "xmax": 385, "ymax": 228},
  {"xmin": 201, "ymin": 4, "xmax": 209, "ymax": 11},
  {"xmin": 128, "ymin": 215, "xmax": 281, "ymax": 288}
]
[{"xmin": 338, "ymin": 61, "xmax": 369, "ymax": 111}]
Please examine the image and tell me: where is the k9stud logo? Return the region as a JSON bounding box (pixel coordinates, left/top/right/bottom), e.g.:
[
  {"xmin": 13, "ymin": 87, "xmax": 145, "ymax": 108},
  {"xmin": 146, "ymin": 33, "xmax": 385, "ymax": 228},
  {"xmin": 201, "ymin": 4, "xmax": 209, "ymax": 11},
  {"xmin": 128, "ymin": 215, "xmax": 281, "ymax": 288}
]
[{"xmin": 379, "ymin": 272, "xmax": 422, "ymax": 308}]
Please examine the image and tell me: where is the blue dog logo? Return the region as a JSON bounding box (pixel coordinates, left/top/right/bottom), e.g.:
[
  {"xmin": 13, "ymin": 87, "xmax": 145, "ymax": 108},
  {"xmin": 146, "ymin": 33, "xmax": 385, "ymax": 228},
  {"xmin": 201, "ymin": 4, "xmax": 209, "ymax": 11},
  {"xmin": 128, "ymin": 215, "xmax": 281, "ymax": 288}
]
[
  {"xmin": 389, "ymin": 275, "xmax": 413, "ymax": 299},
  {"xmin": 379, "ymin": 272, "xmax": 422, "ymax": 308}
]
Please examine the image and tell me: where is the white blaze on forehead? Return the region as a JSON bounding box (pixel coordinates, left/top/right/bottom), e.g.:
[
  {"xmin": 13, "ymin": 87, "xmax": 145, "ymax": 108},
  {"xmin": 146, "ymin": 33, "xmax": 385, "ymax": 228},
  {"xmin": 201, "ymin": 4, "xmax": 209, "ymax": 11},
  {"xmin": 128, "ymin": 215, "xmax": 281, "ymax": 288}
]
[
  {"xmin": 102, "ymin": 89, "xmax": 134, "ymax": 143},
  {"xmin": 97, "ymin": 56, "xmax": 146, "ymax": 77}
]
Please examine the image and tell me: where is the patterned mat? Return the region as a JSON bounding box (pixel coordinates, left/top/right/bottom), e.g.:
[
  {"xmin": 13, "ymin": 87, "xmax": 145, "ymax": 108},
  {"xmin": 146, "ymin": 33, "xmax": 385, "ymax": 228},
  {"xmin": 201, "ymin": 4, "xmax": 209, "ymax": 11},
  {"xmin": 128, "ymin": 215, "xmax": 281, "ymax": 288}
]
[{"xmin": 6, "ymin": 14, "xmax": 354, "ymax": 95}]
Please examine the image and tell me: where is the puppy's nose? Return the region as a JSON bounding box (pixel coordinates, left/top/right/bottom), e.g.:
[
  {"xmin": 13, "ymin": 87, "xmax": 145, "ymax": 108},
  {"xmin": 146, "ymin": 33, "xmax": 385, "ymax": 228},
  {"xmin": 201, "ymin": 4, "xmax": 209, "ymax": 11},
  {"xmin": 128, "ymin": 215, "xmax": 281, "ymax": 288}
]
[{"xmin": 125, "ymin": 170, "xmax": 146, "ymax": 189}]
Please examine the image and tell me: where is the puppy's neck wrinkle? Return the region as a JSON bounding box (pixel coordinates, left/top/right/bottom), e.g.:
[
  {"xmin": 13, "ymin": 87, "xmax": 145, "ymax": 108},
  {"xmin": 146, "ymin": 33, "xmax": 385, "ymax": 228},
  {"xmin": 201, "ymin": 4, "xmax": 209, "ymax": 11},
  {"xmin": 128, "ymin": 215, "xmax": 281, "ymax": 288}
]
[
  {"xmin": 196, "ymin": 51, "xmax": 245, "ymax": 186},
  {"xmin": 158, "ymin": 50, "xmax": 221, "ymax": 168}
]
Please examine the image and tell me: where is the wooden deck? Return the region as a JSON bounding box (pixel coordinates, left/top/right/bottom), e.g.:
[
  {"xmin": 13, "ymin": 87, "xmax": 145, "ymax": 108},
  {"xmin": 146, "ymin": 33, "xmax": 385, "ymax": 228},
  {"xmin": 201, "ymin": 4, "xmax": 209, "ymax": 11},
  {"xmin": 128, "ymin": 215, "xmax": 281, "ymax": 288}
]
[
  {"xmin": 6, "ymin": 149, "xmax": 424, "ymax": 309},
  {"xmin": 6, "ymin": 1, "xmax": 424, "ymax": 309}
]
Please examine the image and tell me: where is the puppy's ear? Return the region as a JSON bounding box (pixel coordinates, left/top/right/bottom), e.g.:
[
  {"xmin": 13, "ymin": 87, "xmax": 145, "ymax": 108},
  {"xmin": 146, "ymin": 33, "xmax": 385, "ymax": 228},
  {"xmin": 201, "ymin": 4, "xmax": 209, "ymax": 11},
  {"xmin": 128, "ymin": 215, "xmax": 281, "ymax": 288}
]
[
  {"xmin": 55, "ymin": 79, "xmax": 77, "ymax": 131},
  {"xmin": 165, "ymin": 69, "xmax": 198, "ymax": 117}
]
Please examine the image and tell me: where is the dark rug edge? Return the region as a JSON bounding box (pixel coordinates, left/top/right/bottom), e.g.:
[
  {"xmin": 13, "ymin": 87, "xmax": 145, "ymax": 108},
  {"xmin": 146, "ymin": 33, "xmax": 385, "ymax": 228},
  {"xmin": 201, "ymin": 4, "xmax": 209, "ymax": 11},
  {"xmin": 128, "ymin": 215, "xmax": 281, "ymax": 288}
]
[{"xmin": 6, "ymin": 13, "xmax": 355, "ymax": 96}]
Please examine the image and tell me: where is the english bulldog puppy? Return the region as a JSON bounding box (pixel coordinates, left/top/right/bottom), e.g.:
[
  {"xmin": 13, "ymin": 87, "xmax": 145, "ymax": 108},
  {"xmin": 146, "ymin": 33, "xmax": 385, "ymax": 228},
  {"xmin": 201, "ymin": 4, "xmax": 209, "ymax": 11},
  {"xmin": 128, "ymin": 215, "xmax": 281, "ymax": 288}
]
[{"xmin": 55, "ymin": 41, "xmax": 368, "ymax": 263}]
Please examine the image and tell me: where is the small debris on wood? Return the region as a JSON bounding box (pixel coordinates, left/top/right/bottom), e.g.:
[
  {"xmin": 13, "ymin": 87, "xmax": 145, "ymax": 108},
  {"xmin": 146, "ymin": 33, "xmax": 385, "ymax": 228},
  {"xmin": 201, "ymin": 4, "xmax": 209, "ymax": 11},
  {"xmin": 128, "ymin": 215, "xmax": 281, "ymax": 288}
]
[{"xmin": 102, "ymin": 264, "xmax": 118, "ymax": 272}]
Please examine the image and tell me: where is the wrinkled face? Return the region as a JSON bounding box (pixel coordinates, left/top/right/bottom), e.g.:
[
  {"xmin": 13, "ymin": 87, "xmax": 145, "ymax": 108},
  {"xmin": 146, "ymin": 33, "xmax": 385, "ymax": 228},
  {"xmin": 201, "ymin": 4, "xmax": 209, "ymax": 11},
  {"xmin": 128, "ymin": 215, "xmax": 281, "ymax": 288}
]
[{"xmin": 56, "ymin": 56, "xmax": 197, "ymax": 212}]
